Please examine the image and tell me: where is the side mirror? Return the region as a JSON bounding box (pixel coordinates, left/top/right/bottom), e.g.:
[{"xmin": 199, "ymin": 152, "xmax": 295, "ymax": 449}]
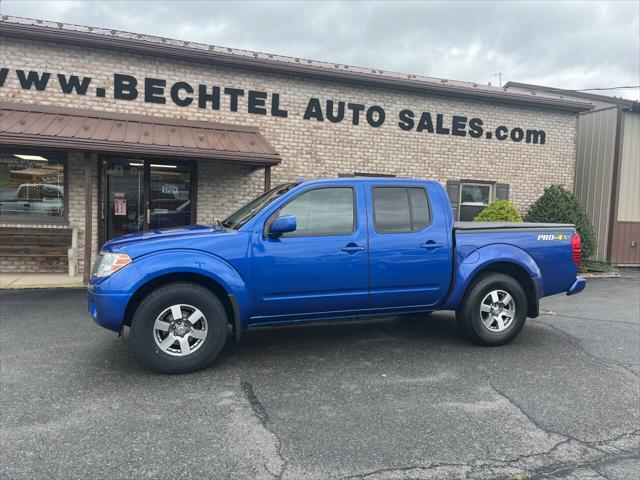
[{"xmin": 268, "ymin": 215, "xmax": 297, "ymax": 237}]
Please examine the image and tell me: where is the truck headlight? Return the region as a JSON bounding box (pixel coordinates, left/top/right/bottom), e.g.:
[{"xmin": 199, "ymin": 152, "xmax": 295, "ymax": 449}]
[{"xmin": 92, "ymin": 252, "xmax": 132, "ymax": 278}]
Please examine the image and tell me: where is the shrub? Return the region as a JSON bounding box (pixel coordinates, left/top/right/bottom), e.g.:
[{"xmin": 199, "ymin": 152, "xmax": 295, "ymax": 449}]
[
  {"xmin": 525, "ymin": 185, "xmax": 597, "ymax": 258},
  {"xmin": 474, "ymin": 200, "xmax": 522, "ymax": 222}
]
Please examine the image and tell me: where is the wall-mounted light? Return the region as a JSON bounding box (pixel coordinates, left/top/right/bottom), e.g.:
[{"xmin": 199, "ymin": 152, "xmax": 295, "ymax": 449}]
[
  {"xmin": 151, "ymin": 164, "xmax": 177, "ymax": 169},
  {"xmin": 129, "ymin": 162, "xmax": 144, "ymax": 166}
]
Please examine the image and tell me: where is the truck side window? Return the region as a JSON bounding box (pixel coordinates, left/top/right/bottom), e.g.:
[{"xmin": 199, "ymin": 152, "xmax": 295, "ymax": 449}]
[
  {"xmin": 372, "ymin": 187, "xmax": 430, "ymax": 233},
  {"xmin": 278, "ymin": 187, "xmax": 355, "ymax": 237},
  {"xmin": 408, "ymin": 187, "xmax": 430, "ymax": 230}
]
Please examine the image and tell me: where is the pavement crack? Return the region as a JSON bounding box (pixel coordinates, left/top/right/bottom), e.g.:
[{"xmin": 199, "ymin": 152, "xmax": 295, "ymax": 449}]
[
  {"xmin": 534, "ymin": 319, "xmax": 639, "ymax": 380},
  {"xmin": 341, "ymin": 438, "xmax": 639, "ymax": 480},
  {"xmin": 589, "ymin": 428, "xmax": 640, "ymax": 448},
  {"xmin": 475, "ymin": 383, "xmax": 639, "ymax": 479},
  {"xmin": 241, "ymin": 380, "xmax": 288, "ymax": 479},
  {"xmin": 592, "ymin": 468, "xmax": 613, "ymax": 480},
  {"xmin": 540, "ymin": 310, "xmax": 638, "ymax": 326},
  {"xmin": 488, "ymin": 381, "xmax": 584, "ymax": 447},
  {"xmin": 485, "ymin": 384, "xmax": 639, "ymax": 461},
  {"xmin": 494, "ymin": 437, "xmax": 572, "ymax": 464},
  {"xmin": 242, "ymin": 380, "xmax": 269, "ymax": 425},
  {"xmin": 338, "ymin": 461, "xmax": 470, "ymax": 480},
  {"xmin": 526, "ymin": 450, "xmax": 640, "ymax": 480},
  {"xmin": 340, "ymin": 448, "xmax": 640, "ymax": 480}
]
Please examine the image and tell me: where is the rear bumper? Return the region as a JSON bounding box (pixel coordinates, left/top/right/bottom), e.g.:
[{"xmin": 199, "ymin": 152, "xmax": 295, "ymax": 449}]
[{"xmin": 566, "ymin": 277, "xmax": 586, "ymax": 296}]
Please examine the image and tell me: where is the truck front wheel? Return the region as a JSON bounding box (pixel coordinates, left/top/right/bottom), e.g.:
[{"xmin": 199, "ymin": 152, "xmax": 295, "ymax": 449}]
[
  {"xmin": 129, "ymin": 282, "xmax": 229, "ymax": 373},
  {"xmin": 456, "ymin": 273, "xmax": 527, "ymax": 346}
]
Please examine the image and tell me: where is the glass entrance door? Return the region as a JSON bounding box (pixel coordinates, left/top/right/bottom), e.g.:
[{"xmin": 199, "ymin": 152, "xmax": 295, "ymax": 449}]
[
  {"xmin": 104, "ymin": 159, "xmax": 195, "ymax": 241},
  {"xmin": 106, "ymin": 160, "xmax": 145, "ymax": 239},
  {"xmin": 148, "ymin": 164, "xmax": 193, "ymax": 230}
]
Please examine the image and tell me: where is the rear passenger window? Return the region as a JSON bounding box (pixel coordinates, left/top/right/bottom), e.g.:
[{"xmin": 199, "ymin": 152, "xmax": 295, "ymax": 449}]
[
  {"xmin": 372, "ymin": 188, "xmax": 411, "ymax": 232},
  {"xmin": 408, "ymin": 188, "xmax": 430, "ymax": 230},
  {"xmin": 372, "ymin": 187, "xmax": 431, "ymax": 233}
]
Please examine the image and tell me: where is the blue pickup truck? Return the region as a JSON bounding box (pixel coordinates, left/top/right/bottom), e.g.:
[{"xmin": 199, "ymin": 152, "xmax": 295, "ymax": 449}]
[{"xmin": 89, "ymin": 178, "xmax": 586, "ymax": 373}]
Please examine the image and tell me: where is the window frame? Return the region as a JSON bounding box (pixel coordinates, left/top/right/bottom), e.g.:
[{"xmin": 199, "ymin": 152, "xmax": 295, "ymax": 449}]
[
  {"xmin": 371, "ymin": 186, "xmax": 432, "ymax": 234},
  {"xmin": 0, "ymin": 148, "xmax": 69, "ymax": 225},
  {"xmin": 264, "ymin": 185, "xmax": 357, "ymax": 238}
]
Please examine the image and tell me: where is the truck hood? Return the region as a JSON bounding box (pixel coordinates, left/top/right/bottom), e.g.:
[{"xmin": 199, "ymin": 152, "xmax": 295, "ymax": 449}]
[{"xmin": 103, "ymin": 225, "xmax": 226, "ymax": 254}]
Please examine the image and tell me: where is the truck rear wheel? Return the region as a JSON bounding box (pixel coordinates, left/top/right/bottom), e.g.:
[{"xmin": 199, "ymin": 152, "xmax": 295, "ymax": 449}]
[
  {"xmin": 456, "ymin": 273, "xmax": 527, "ymax": 346},
  {"xmin": 129, "ymin": 282, "xmax": 229, "ymax": 374}
]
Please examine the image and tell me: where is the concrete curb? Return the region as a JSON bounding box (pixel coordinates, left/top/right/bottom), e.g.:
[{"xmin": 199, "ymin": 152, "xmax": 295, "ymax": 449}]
[
  {"xmin": 0, "ymin": 273, "xmax": 86, "ymax": 289},
  {"xmin": 0, "ymin": 285, "xmax": 87, "ymax": 290},
  {"xmin": 580, "ymin": 271, "xmax": 620, "ymax": 279}
]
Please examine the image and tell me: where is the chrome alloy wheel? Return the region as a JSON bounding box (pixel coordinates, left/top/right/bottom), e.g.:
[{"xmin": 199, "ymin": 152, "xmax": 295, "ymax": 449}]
[
  {"xmin": 479, "ymin": 289, "xmax": 516, "ymax": 332},
  {"xmin": 153, "ymin": 304, "xmax": 208, "ymax": 356}
]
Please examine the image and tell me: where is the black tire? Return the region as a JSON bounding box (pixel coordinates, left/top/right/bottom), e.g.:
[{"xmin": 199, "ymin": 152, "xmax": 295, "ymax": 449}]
[
  {"xmin": 130, "ymin": 282, "xmax": 229, "ymax": 374},
  {"xmin": 456, "ymin": 273, "xmax": 528, "ymax": 346}
]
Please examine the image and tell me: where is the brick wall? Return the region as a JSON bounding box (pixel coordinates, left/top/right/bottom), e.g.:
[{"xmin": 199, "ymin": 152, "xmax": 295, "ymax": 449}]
[
  {"xmin": 0, "ymin": 37, "xmax": 579, "ymax": 275},
  {"xmin": 197, "ymin": 162, "xmax": 266, "ymax": 224},
  {"xmin": 0, "ymin": 252, "xmax": 67, "ymax": 273},
  {"xmin": 66, "ymin": 152, "xmax": 99, "ymax": 274}
]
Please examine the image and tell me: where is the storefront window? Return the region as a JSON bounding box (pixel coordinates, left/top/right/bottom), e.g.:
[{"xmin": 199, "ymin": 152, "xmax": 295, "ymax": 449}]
[{"xmin": 0, "ymin": 149, "xmax": 66, "ymax": 221}]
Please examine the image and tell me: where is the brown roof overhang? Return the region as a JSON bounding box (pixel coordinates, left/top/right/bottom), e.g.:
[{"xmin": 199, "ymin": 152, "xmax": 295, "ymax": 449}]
[
  {"xmin": 0, "ymin": 102, "xmax": 281, "ymax": 166},
  {"xmin": 0, "ymin": 19, "xmax": 593, "ymax": 113}
]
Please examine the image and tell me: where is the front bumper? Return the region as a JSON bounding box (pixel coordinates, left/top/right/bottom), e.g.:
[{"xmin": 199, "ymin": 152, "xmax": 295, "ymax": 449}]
[
  {"xmin": 88, "ymin": 288, "xmax": 131, "ymax": 332},
  {"xmin": 87, "ymin": 263, "xmax": 141, "ymax": 332},
  {"xmin": 566, "ymin": 277, "xmax": 586, "ymax": 296}
]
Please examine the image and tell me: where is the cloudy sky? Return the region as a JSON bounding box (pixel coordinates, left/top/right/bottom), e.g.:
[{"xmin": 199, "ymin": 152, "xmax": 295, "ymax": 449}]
[{"xmin": 2, "ymin": 0, "xmax": 639, "ymax": 100}]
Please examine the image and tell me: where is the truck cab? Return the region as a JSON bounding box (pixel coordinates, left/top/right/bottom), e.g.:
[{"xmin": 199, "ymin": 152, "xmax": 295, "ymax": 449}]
[{"xmin": 247, "ymin": 179, "xmax": 453, "ymax": 320}]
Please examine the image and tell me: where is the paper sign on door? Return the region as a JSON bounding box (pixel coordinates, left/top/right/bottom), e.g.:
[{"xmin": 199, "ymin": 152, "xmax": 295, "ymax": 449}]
[{"xmin": 114, "ymin": 198, "xmax": 127, "ymax": 216}]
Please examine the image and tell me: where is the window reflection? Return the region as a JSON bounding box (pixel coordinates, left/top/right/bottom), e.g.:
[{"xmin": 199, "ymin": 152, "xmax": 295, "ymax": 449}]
[
  {"xmin": 0, "ymin": 150, "xmax": 65, "ymax": 219},
  {"xmin": 460, "ymin": 182, "xmax": 493, "ymax": 221},
  {"xmin": 149, "ymin": 164, "xmax": 193, "ymax": 230}
]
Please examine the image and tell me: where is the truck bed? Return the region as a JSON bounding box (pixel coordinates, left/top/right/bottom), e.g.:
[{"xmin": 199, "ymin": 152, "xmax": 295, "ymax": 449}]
[{"xmin": 452, "ymin": 221, "xmax": 578, "ymax": 301}]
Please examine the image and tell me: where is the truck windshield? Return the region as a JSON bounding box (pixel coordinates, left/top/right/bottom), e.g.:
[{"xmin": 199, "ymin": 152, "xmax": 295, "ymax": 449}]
[{"xmin": 222, "ymin": 183, "xmax": 298, "ymax": 230}]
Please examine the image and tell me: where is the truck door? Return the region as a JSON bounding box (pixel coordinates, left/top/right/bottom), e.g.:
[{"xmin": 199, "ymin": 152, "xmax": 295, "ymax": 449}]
[
  {"xmin": 251, "ymin": 183, "xmax": 369, "ymax": 320},
  {"xmin": 366, "ymin": 182, "xmax": 452, "ymax": 309}
]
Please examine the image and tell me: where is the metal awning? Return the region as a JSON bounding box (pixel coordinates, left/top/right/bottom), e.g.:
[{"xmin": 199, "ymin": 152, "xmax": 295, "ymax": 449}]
[{"xmin": 0, "ymin": 102, "xmax": 281, "ymax": 166}]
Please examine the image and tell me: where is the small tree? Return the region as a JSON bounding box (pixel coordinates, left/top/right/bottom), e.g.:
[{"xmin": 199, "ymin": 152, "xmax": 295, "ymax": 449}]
[
  {"xmin": 474, "ymin": 200, "xmax": 522, "ymax": 222},
  {"xmin": 525, "ymin": 185, "xmax": 597, "ymax": 258}
]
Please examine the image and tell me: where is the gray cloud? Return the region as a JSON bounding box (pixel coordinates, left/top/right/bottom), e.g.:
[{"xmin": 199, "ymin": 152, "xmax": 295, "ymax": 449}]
[{"xmin": 2, "ymin": 0, "xmax": 639, "ymax": 100}]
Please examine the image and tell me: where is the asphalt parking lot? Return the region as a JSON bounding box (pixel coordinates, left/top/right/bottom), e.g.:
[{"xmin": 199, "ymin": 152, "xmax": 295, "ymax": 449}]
[{"xmin": 1, "ymin": 270, "xmax": 638, "ymax": 480}]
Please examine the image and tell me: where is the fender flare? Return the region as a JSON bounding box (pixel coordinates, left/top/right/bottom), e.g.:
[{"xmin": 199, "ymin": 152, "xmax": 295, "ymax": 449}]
[
  {"xmin": 443, "ymin": 243, "xmax": 543, "ymax": 312},
  {"xmin": 128, "ymin": 249, "xmax": 252, "ymax": 331}
]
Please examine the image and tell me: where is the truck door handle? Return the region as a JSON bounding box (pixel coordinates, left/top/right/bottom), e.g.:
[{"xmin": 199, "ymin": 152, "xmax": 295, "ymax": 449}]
[
  {"xmin": 342, "ymin": 243, "xmax": 365, "ymax": 253},
  {"xmin": 421, "ymin": 241, "xmax": 443, "ymax": 250}
]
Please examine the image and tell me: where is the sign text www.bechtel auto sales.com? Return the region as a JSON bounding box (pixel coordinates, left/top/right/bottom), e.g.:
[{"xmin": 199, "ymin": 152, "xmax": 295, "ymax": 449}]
[{"xmin": 0, "ymin": 69, "xmax": 547, "ymax": 144}]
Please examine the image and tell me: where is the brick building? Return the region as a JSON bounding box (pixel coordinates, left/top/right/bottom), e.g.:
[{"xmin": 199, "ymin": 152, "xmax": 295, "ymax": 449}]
[{"xmin": 0, "ymin": 16, "xmax": 593, "ymax": 280}]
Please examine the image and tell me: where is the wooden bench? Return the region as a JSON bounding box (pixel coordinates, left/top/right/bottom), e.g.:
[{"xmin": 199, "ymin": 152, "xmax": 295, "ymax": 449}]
[{"xmin": 0, "ymin": 227, "xmax": 78, "ymax": 276}]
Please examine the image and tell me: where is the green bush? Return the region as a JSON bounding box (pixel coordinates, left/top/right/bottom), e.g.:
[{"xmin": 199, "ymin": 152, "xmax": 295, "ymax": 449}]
[
  {"xmin": 525, "ymin": 185, "xmax": 597, "ymax": 258},
  {"xmin": 474, "ymin": 200, "xmax": 522, "ymax": 222}
]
